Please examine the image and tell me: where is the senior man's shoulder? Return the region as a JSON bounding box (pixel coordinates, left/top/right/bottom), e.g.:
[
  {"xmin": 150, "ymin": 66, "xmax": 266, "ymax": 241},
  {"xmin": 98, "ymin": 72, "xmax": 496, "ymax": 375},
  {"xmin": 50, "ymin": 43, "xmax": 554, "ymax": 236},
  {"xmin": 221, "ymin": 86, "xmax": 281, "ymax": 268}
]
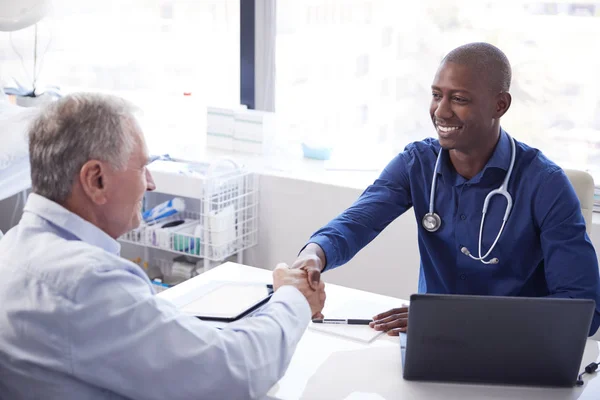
[{"xmin": 0, "ymin": 225, "xmax": 146, "ymax": 301}]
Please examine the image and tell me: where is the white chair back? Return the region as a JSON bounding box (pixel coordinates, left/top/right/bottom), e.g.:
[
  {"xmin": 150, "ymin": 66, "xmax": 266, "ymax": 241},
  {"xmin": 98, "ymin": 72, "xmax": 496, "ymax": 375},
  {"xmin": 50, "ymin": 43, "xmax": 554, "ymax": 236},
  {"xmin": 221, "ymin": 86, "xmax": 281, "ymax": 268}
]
[{"xmin": 564, "ymin": 169, "xmax": 594, "ymax": 235}]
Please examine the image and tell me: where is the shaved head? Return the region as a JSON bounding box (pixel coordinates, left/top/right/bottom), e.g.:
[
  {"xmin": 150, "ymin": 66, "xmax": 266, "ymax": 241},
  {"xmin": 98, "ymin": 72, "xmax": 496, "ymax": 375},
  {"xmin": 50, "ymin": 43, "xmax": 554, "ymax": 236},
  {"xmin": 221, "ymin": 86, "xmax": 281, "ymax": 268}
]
[
  {"xmin": 441, "ymin": 42, "xmax": 512, "ymax": 93},
  {"xmin": 430, "ymin": 42, "xmax": 513, "ymax": 155}
]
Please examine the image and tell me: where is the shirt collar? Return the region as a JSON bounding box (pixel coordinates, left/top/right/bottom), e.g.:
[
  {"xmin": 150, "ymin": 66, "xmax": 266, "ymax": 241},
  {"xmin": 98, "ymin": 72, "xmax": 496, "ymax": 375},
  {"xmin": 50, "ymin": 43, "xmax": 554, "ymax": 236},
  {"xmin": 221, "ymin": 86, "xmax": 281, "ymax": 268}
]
[
  {"xmin": 23, "ymin": 193, "xmax": 121, "ymax": 255},
  {"xmin": 482, "ymin": 128, "xmax": 511, "ymax": 173},
  {"xmin": 436, "ymin": 128, "xmax": 512, "ymax": 183}
]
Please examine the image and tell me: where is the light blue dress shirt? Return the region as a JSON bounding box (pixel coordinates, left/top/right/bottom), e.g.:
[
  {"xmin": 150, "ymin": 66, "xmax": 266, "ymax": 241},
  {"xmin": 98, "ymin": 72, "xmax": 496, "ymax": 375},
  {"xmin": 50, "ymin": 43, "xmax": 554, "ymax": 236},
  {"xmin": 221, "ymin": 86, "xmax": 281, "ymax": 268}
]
[
  {"xmin": 308, "ymin": 129, "xmax": 600, "ymax": 335},
  {"xmin": 0, "ymin": 193, "xmax": 310, "ymax": 399}
]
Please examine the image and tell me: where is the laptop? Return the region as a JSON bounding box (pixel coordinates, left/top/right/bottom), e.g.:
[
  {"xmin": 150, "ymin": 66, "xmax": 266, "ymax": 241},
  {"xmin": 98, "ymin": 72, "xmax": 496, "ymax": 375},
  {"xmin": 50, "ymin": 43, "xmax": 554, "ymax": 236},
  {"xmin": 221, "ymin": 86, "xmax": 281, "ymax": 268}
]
[{"xmin": 402, "ymin": 294, "xmax": 595, "ymax": 387}]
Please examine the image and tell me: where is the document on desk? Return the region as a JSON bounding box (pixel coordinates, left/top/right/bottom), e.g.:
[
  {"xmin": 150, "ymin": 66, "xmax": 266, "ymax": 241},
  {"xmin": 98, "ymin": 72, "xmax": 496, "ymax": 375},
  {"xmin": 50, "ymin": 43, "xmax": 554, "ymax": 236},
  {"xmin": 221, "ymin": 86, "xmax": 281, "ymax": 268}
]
[{"xmin": 309, "ymin": 297, "xmax": 403, "ymax": 343}]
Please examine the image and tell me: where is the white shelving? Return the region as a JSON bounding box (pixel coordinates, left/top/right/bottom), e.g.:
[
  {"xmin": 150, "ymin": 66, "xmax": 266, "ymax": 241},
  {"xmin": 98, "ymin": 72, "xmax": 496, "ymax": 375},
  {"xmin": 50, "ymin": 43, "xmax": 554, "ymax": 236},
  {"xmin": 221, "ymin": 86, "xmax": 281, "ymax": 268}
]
[{"xmin": 119, "ymin": 158, "xmax": 259, "ymax": 283}]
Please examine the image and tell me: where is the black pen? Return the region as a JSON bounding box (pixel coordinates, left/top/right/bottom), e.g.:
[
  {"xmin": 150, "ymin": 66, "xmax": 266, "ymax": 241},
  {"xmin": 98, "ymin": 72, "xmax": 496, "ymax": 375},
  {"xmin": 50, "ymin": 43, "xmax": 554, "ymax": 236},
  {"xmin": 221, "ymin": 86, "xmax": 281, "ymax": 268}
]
[{"xmin": 312, "ymin": 318, "xmax": 372, "ymax": 325}]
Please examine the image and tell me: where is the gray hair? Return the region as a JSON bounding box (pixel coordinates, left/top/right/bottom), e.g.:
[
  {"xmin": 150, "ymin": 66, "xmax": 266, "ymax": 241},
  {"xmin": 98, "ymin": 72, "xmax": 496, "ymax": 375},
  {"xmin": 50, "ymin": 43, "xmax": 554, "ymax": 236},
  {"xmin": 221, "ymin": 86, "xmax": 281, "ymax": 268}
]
[
  {"xmin": 442, "ymin": 42, "xmax": 512, "ymax": 93},
  {"xmin": 29, "ymin": 93, "xmax": 138, "ymax": 202}
]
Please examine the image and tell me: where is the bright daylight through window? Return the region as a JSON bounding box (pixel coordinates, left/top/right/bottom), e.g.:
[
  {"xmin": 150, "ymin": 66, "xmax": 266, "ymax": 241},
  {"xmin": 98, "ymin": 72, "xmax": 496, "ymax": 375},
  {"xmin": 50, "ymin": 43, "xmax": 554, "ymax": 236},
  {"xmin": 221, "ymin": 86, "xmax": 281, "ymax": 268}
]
[
  {"xmin": 276, "ymin": 0, "xmax": 600, "ymax": 178},
  {"xmin": 0, "ymin": 0, "xmax": 240, "ymax": 161}
]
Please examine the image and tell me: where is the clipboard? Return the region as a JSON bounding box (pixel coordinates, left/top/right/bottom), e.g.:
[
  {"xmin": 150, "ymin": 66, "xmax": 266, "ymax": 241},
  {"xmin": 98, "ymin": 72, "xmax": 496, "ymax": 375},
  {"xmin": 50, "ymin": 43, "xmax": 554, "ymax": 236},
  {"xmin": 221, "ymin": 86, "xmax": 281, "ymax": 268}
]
[{"xmin": 179, "ymin": 281, "xmax": 274, "ymax": 322}]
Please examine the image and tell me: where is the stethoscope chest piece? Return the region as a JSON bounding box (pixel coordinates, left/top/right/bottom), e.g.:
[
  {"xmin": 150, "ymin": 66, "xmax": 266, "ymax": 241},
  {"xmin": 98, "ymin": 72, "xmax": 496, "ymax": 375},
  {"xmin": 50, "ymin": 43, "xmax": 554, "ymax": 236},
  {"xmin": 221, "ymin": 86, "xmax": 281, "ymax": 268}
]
[{"xmin": 422, "ymin": 212, "xmax": 441, "ymax": 232}]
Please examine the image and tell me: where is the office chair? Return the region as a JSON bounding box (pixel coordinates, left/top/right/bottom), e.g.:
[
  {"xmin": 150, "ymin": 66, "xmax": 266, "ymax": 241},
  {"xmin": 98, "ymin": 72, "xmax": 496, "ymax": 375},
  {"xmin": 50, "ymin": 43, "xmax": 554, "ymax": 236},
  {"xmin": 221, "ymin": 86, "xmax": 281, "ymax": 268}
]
[
  {"xmin": 564, "ymin": 169, "xmax": 594, "ymax": 235},
  {"xmin": 564, "ymin": 169, "xmax": 600, "ymax": 341}
]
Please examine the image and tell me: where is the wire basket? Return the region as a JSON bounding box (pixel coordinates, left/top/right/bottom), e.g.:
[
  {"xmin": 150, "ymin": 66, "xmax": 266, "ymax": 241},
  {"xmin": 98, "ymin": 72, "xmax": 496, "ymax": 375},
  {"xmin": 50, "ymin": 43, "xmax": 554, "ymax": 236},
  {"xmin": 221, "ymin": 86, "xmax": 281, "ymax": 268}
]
[{"xmin": 120, "ymin": 158, "xmax": 259, "ymax": 261}]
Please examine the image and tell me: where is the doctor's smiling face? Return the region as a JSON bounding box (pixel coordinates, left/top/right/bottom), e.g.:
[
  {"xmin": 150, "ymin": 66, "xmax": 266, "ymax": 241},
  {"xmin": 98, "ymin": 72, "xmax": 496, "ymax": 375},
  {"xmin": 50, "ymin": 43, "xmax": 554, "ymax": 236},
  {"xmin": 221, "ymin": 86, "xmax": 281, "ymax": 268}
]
[{"xmin": 430, "ymin": 60, "xmax": 511, "ymax": 154}]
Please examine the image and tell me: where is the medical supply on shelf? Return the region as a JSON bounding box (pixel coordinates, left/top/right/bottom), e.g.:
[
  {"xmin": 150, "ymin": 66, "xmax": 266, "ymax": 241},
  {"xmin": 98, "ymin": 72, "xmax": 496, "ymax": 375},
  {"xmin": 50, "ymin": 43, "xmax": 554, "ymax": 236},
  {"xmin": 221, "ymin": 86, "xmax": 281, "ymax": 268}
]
[
  {"xmin": 142, "ymin": 197, "xmax": 185, "ymax": 224},
  {"xmin": 207, "ymin": 106, "xmax": 235, "ymax": 151},
  {"xmin": 145, "ymin": 261, "xmax": 163, "ymax": 281},
  {"xmin": 148, "ymin": 159, "xmax": 205, "ymax": 179},
  {"xmin": 151, "ymin": 278, "xmax": 170, "ymax": 293},
  {"xmin": 147, "ymin": 218, "xmax": 195, "ymax": 248},
  {"xmin": 209, "ymin": 204, "xmax": 236, "ymax": 259},
  {"xmin": 119, "ymin": 158, "xmax": 259, "ymax": 275},
  {"xmin": 159, "ymin": 255, "xmax": 204, "ymax": 286},
  {"xmin": 233, "ymin": 109, "xmax": 276, "ymax": 155},
  {"xmin": 207, "ymin": 106, "xmax": 275, "ymax": 155},
  {"xmin": 175, "ymin": 255, "xmax": 205, "ymax": 271},
  {"xmin": 301, "ymin": 142, "xmax": 333, "ymax": 160},
  {"xmin": 172, "ymin": 221, "xmax": 203, "ymax": 255}
]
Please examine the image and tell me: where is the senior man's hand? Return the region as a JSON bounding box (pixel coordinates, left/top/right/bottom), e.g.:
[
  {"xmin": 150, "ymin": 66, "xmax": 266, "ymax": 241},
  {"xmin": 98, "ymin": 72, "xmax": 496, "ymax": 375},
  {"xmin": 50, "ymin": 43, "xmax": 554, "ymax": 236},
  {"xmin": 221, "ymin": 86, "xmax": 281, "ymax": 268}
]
[{"xmin": 273, "ymin": 263, "xmax": 326, "ymax": 318}]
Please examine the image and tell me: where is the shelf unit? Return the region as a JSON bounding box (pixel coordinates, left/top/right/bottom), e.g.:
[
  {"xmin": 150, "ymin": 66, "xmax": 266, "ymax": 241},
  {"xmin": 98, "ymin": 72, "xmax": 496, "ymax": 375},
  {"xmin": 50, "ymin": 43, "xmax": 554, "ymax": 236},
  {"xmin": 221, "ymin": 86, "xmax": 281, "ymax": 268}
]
[{"xmin": 119, "ymin": 158, "xmax": 259, "ymax": 285}]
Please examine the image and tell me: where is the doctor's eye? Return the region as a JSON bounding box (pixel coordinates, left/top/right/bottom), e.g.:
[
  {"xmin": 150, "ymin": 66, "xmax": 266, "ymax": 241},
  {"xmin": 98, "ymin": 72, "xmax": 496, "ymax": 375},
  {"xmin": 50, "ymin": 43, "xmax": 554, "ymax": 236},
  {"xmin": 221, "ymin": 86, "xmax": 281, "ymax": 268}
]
[{"xmin": 432, "ymin": 92, "xmax": 442, "ymax": 100}]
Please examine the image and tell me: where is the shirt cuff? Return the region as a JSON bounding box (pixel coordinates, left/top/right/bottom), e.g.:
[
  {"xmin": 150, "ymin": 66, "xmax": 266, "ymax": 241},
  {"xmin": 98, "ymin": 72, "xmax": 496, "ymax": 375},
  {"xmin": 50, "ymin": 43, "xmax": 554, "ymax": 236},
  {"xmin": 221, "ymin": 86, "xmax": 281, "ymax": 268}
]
[
  {"xmin": 301, "ymin": 236, "xmax": 336, "ymax": 272},
  {"xmin": 269, "ymin": 285, "xmax": 311, "ymax": 322}
]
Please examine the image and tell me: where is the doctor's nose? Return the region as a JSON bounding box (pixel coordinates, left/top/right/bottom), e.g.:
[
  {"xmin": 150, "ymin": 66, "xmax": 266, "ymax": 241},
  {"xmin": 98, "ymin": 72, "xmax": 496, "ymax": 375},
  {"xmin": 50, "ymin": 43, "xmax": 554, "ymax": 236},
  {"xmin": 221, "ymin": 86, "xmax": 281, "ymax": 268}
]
[{"xmin": 433, "ymin": 98, "xmax": 453, "ymax": 120}]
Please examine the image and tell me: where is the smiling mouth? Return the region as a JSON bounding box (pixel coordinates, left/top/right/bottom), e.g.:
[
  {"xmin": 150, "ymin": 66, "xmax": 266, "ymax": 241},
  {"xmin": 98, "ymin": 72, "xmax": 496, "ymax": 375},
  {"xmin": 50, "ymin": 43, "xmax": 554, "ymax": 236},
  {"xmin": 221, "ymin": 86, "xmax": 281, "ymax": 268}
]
[
  {"xmin": 436, "ymin": 124, "xmax": 463, "ymax": 138},
  {"xmin": 437, "ymin": 125, "xmax": 461, "ymax": 132}
]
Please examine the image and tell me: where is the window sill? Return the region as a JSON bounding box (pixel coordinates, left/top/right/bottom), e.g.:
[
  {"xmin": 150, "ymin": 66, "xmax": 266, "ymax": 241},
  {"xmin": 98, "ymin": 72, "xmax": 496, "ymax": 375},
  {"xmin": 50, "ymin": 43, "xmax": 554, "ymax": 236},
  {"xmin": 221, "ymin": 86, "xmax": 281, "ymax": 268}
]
[
  {"xmin": 184, "ymin": 147, "xmax": 385, "ymax": 191},
  {"xmin": 152, "ymin": 147, "xmax": 600, "ymax": 229}
]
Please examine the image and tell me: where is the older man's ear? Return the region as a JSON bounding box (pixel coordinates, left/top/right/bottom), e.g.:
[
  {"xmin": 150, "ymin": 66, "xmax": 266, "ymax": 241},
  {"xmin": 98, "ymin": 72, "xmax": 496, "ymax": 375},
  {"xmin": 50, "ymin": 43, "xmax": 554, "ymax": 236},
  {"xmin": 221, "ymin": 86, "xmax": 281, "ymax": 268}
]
[{"xmin": 78, "ymin": 160, "xmax": 108, "ymax": 206}]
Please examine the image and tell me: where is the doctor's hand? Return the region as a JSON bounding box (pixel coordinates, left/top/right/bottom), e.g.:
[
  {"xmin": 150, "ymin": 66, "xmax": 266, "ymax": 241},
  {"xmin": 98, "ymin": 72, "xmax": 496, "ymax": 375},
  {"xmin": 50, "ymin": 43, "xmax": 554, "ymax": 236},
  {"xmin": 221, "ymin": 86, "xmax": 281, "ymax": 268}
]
[
  {"xmin": 290, "ymin": 243, "xmax": 326, "ymax": 291},
  {"xmin": 370, "ymin": 305, "xmax": 409, "ymax": 336},
  {"xmin": 273, "ymin": 263, "xmax": 326, "ymax": 318}
]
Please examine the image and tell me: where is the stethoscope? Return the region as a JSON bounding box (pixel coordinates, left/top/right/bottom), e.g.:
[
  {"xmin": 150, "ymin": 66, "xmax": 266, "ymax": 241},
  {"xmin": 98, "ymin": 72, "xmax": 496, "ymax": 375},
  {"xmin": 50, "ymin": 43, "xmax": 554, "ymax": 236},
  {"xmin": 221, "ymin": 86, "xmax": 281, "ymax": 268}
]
[{"xmin": 422, "ymin": 135, "xmax": 516, "ymax": 265}]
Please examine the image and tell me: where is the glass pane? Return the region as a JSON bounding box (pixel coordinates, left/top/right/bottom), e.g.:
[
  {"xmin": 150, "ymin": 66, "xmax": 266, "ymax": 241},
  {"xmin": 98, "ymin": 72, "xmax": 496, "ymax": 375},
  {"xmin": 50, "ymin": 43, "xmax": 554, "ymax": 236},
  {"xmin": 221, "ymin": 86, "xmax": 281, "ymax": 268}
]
[
  {"xmin": 1, "ymin": 0, "xmax": 240, "ymax": 160},
  {"xmin": 275, "ymin": 0, "xmax": 600, "ymax": 179}
]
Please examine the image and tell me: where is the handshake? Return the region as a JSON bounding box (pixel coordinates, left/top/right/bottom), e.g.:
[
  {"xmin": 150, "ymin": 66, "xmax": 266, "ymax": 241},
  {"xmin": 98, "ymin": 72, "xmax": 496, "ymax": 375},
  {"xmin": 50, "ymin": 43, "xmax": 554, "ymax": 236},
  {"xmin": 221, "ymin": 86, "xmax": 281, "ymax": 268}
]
[
  {"xmin": 272, "ymin": 261, "xmax": 326, "ymax": 318},
  {"xmin": 272, "ymin": 244, "xmax": 409, "ymax": 335}
]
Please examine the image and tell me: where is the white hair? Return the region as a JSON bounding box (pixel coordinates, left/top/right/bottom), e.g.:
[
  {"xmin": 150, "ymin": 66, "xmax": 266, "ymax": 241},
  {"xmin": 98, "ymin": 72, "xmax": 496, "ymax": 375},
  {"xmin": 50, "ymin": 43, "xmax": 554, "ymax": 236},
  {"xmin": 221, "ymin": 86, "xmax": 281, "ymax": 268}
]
[{"xmin": 28, "ymin": 93, "xmax": 138, "ymax": 202}]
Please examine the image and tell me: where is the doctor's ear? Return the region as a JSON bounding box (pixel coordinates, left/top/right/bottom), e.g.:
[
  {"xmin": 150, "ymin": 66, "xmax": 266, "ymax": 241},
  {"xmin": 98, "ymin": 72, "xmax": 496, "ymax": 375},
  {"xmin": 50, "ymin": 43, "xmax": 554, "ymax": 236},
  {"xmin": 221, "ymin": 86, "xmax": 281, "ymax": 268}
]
[
  {"xmin": 494, "ymin": 92, "xmax": 512, "ymax": 118},
  {"xmin": 79, "ymin": 159, "xmax": 108, "ymax": 205}
]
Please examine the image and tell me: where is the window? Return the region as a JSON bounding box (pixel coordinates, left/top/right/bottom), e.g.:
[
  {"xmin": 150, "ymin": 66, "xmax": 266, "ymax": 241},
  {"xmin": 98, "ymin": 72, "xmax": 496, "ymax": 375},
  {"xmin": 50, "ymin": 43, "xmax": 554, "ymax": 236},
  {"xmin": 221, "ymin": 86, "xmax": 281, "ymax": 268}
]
[
  {"xmin": 1, "ymin": 0, "xmax": 240, "ymax": 161},
  {"xmin": 275, "ymin": 0, "xmax": 600, "ymax": 179}
]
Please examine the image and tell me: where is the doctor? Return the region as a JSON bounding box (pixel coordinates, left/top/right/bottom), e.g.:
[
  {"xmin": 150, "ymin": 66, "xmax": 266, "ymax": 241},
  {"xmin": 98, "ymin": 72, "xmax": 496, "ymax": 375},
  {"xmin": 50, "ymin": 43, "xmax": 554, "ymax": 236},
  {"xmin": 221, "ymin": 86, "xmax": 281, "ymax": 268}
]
[{"xmin": 291, "ymin": 42, "xmax": 600, "ymax": 336}]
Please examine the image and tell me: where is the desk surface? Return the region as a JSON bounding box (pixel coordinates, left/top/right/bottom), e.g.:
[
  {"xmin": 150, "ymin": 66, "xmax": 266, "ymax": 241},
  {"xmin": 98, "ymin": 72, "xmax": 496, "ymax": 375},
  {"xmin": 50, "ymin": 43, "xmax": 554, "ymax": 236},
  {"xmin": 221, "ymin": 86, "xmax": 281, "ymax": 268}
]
[{"xmin": 159, "ymin": 262, "xmax": 600, "ymax": 400}]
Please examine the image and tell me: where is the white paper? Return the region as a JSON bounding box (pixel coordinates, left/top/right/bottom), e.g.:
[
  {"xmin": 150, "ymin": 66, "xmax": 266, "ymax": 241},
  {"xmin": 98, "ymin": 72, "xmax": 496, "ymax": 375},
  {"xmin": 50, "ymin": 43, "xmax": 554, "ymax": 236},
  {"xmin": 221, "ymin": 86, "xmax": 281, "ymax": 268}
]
[{"xmin": 309, "ymin": 296, "xmax": 404, "ymax": 343}]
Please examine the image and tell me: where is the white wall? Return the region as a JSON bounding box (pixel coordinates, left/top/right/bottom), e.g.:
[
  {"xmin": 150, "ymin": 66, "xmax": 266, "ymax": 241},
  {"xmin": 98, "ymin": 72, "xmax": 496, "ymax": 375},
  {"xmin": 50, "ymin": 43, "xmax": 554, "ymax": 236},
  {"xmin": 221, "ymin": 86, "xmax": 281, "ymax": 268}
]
[
  {"xmin": 243, "ymin": 174, "xmax": 421, "ymax": 299},
  {"xmin": 244, "ymin": 174, "xmax": 600, "ymax": 301}
]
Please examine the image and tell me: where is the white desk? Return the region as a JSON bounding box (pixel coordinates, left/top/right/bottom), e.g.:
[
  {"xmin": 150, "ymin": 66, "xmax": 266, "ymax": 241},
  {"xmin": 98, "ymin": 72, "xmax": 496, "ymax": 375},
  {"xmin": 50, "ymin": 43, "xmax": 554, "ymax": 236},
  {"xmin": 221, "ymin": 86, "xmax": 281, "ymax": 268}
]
[{"xmin": 159, "ymin": 262, "xmax": 600, "ymax": 400}]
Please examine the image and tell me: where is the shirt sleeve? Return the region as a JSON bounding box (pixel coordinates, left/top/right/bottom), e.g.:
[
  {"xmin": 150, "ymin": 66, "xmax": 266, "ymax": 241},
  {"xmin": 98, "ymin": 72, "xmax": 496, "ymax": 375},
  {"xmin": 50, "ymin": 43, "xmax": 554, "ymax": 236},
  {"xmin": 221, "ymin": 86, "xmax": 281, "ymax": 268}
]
[
  {"xmin": 68, "ymin": 266, "xmax": 311, "ymax": 400},
  {"xmin": 535, "ymin": 168, "xmax": 600, "ymax": 336},
  {"xmin": 307, "ymin": 150, "xmax": 414, "ymax": 271}
]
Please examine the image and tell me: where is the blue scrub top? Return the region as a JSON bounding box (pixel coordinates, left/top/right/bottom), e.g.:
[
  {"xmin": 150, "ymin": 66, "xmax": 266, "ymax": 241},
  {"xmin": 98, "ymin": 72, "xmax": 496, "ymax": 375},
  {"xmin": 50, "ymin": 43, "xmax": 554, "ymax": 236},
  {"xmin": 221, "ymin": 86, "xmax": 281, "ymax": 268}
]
[{"xmin": 308, "ymin": 129, "xmax": 600, "ymax": 335}]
